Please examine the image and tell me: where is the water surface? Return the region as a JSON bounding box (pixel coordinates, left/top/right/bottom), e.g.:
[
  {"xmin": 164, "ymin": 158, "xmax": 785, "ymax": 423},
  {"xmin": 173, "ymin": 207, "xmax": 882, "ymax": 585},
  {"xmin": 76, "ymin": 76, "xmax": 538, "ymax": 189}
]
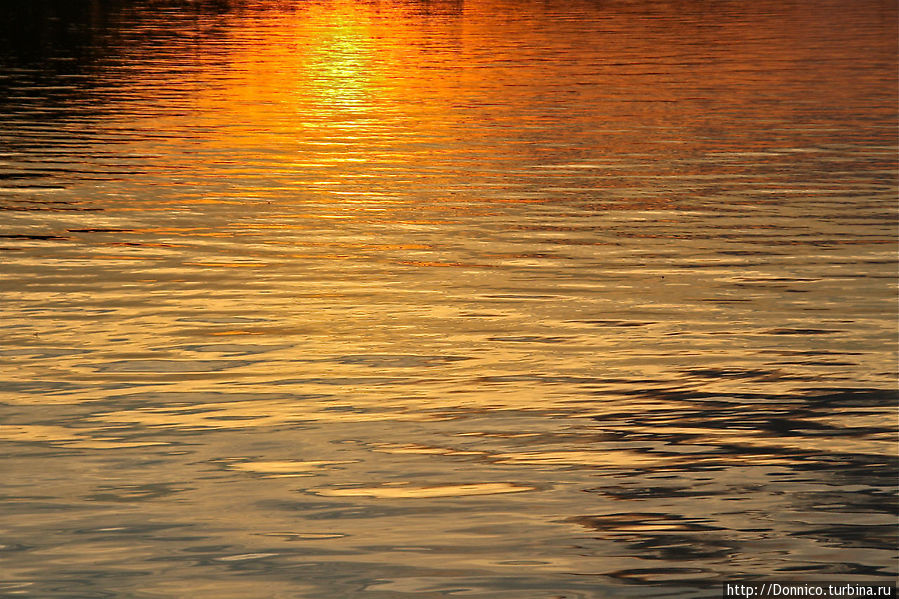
[{"xmin": 1, "ymin": 0, "xmax": 897, "ymax": 597}]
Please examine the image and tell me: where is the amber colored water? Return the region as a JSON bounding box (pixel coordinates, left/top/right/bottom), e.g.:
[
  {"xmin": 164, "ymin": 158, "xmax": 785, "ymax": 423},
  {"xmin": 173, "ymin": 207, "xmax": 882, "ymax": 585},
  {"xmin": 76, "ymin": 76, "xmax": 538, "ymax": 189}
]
[{"xmin": 1, "ymin": 0, "xmax": 897, "ymax": 597}]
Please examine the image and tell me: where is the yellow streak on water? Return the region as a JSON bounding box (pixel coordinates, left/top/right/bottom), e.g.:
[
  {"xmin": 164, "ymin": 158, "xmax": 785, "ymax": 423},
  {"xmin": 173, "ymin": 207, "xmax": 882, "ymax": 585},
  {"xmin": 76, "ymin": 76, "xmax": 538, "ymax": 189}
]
[
  {"xmin": 94, "ymin": 398, "xmax": 452, "ymax": 430},
  {"xmin": 493, "ymin": 450, "xmax": 680, "ymax": 467},
  {"xmin": 310, "ymin": 482, "xmax": 536, "ymax": 498},
  {"xmin": 0, "ymin": 425, "xmax": 167, "ymax": 449},
  {"xmin": 227, "ymin": 460, "xmax": 357, "ymax": 477}
]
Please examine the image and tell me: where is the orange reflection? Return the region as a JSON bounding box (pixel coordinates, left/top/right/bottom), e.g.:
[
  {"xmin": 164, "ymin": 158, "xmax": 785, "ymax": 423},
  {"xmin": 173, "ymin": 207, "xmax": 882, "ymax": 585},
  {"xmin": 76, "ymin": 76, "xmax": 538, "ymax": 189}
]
[
  {"xmin": 309, "ymin": 482, "xmax": 535, "ymax": 498},
  {"xmin": 102, "ymin": 0, "xmax": 895, "ymax": 214}
]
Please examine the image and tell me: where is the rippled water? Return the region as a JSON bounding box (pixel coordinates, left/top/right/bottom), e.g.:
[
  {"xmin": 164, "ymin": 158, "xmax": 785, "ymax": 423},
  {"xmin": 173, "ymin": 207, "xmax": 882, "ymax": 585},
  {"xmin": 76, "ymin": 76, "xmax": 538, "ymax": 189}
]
[{"xmin": 1, "ymin": 0, "xmax": 897, "ymax": 597}]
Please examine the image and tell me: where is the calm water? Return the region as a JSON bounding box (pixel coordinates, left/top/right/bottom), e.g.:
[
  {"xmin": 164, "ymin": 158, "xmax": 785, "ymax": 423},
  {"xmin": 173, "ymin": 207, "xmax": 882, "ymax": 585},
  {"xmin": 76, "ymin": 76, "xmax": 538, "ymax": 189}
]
[{"xmin": 1, "ymin": 0, "xmax": 897, "ymax": 597}]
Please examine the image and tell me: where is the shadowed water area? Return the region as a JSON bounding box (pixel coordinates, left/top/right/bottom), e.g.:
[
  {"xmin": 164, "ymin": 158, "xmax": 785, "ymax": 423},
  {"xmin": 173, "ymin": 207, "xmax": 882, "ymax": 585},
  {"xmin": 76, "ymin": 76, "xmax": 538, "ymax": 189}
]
[{"xmin": 1, "ymin": 0, "xmax": 897, "ymax": 597}]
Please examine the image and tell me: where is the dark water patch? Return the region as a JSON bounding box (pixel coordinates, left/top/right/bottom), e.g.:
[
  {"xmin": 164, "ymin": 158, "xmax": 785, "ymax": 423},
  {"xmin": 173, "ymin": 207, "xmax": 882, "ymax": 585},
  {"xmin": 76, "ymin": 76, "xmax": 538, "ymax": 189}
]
[
  {"xmin": 790, "ymin": 489, "xmax": 899, "ymax": 515},
  {"xmin": 332, "ymin": 355, "xmax": 471, "ymax": 368},
  {"xmin": 573, "ymin": 320, "xmax": 657, "ymax": 327},
  {"xmin": 776, "ymin": 360, "xmax": 858, "ymax": 366},
  {"xmin": 488, "ymin": 335, "xmax": 572, "ymax": 343},
  {"xmin": 145, "ymin": 544, "xmax": 352, "ymax": 568},
  {"xmin": 763, "ymin": 328, "xmax": 845, "ymax": 335},
  {"xmin": 0, "ymin": 347, "xmax": 91, "ymax": 358},
  {"xmin": 0, "ymin": 380, "xmax": 89, "ymax": 395},
  {"xmin": 591, "ymin": 485, "xmax": 716, "ymax": 500},
  {"xmin": 66, "ymin": 228, "xmax": 134, "ymax": 233},
  {"xmin": 71, "ymin": 523, "xmax": 192, "ymax": 538},
  {"xmin": 253, "ymin": 532, "xmax": 347, "ymax": 541},
  {"xmin": 477, "ymin": 374, "xmax": 627, "ymax": 385},
  {"xmin": 84, "ymin": 482, "xmax": 190, "ymax": 503},
  {"xmin": 604, "ymin": 567, "xmax": 712, "ymax": 584},
  {"xmin": 680, "ymin": 367, "xmax": 789, "ymax": 380},
  {"xmin": 256, "ymin": 499, "xmax": 466, "ymax": 522},
  {"xmin": 155, "ymin": 343, "xmax": 293, "ymax": 356},
  {"xmin": 0, "ymin": 204, "xmax": 102, "ymax": 212},
  {"xmin": 626, "ymin": 534, "xmax": 739, "ymax": 561},
  {"xmin": 175, "ymin": 316, "xmax": 271, "ymax": 324},
  {"xmin": 8, "ymin": 577, "xmax": 133, "ymax": 599},
  {"xmin": 790, "ymin": 524, "xmax": 897, "ymax": 551},
  {"xmin": 773, "ymin": 562, "xmax": 896, "ymax": 577},
  {"xmin": 0, "ymin": 184, "xmax": 68, "ymax": 191},
  {"xmin": 0, "ymin": 233, "xmax": 68, "ymax": 240},
  {"xmin": 257, "ymin": 377, "xmax": 409, "ymax": 386},
  {"xmin": 88, "ymin": 359, "xmax": 256, "ymax": 373},
  {"xmin": 803, "ymin": 388, "xmax": 899, "ymax": 408},
  {"xmin": 1, "ymin": 198, "xmax": 84, "ymax": 205},
  {"xmin": 620, "ymin": 387, "xmax": 897, "ymax": 408},
  {"xmin": 1, "ymin": 500, "xmax": 98, "ymax": 514},
  {"xmin": 102, "ymin": 390, "xmax": 324, "ymax": 405},
  {"xmin": 483, "ymin": 294, "xmax": 560, "ymax": 300},
  {"xmin": 568, "ymin": 513, "xmax": 724, "ymax": 533},
  {"xmin": 105, "ymin": 241, "xmax": 181, "ymax": 247}
]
